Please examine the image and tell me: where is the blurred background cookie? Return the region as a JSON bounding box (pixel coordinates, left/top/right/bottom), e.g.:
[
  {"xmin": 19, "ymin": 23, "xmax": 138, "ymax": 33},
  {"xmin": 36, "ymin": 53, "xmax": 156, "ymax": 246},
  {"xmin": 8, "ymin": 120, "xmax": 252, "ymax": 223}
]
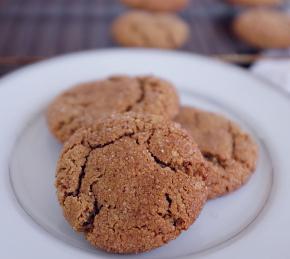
[
  {"xmin": 175, "ymin": 106, "xmax": 258, "ymax": 199},
  {"xmin": 121, "ymin": 0, "xmax": 189, "ymax": 12},
  {"xmin": 46, "ymin": 76, "xmax": 179, "ymax": 143},
  {"xmin": 111, "ymin": 11, "xmax": 189, "ymax": 49},
  {"xmin": 233, "ymin": 8, "xmax": 290, "ymax": 49},
  {"xmin": 227, "ymin": 0, "xmax": 283, "ymax": 6}
]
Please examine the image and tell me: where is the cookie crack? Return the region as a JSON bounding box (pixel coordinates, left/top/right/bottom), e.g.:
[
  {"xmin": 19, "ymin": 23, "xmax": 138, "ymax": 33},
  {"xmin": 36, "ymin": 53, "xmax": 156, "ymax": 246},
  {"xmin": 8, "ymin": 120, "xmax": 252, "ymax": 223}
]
[
  {"xmin": 82, "ymin": 202, "xmax": 102, "ymax": 230},
  {"xmin": 89, "ymin": 132, "xmax": 135, "ymax": 149},
  {"xmin": 144, "ymin": 130, "xmax": 177, "ymax": 173},
  {"xmin": 74, "ymin": 154, "xmax": 90, "ymax": 197},
  {"xmin": 203, "ymin": 151, "xmax": 242, "ymax": 182},
  {"xmin": 83, "ymin": 192, "xmax": 103, "ymax": 229},
  {"xmin": 65, "ymin": 133, "xmax": 135, "ymax": 198},
  {"xmin": 164, "ymin": 193, "xmax": 173, "ymax": 222},
  {"xmin": 136, "ymin": 78, "xmax": 146, "ymax": 104},
  {"xmin": 149, "ymin": 151, "xmax": 177, "ymax": 172},
  {"xmin": 157, "ymin": 192, "xmax": 185, "ymax": 229},
  {"xmin": 165, "ymin": 193, "xmax": 172, "ymax": 207},
  {"xmin": 64, "ymin": 133, "xmax": 138, "ymax": 231},
  {"xmin": 135, "ymin": 131, "xmax": 189, "ymax": 229},
  {"xmin": 203, "ymin": 151, "xmax": 245, "ymax": 190},
  {"xmin": 202, "ymin": 122, "xmax": 248, "ymax": 171},
  {"xmin": 124, "ymin": 77, "xmax": 146, "ymax": 112},
  {"xmin": 82, "ymin": 176, "xmax": 106, "ymax": 230},
  {"xmin": 203, "ymin": 152, "xmax": 223, "ymax": 167},
  {"xmin": 64, "ymin": 151, "xmax": 91, "ymax": 198},
  {"xmin": 166, "ymin": 188, "xmax": 187, "ymax": 228}
]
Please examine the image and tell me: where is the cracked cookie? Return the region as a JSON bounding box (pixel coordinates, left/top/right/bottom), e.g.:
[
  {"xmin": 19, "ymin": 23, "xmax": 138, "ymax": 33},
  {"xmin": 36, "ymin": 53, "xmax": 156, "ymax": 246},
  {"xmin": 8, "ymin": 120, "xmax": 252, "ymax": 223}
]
[
  {"xmin": 46, "ymin": 75, "xmax": 179, "ymax": 143},
  {"xmin": 233, "ymin": 8, "xmax": 290, "ymax": 49},
  {"xmin": 175, "ymin": 106, "xmax": 258, "ymax": 199},
  {"xmin": 121, "ymin": 0, "xmax": 189, "ymax": 12},
  {"xmin": 111, "ymin": 11, "xmax": 189, "ymax": 49},
  {"xmin": 55, "ymin": 112, "xmax": 208, "ymax": 254}
]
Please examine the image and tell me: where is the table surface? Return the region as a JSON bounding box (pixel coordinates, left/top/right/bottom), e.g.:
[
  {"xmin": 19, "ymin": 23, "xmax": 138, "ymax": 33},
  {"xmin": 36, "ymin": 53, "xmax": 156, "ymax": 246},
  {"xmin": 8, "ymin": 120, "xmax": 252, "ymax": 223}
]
[{"xmin": 0, "ymin": 0, "xmax": 264, "ymax": 75}]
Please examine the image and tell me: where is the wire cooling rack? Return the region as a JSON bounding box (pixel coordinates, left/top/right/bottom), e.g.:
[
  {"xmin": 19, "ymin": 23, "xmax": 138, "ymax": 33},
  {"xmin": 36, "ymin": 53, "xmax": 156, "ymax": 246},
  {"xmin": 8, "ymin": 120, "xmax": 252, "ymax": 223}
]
[{"xmin": 0, "ymin": 0, "xmax": 266, "ymax": 74}]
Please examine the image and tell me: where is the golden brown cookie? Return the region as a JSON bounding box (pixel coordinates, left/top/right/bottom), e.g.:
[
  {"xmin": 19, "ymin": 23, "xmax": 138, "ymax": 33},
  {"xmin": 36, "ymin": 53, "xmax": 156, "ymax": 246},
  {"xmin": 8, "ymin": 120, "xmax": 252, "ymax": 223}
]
[
  {"xmin": 175, "ymin": 107, "xmax": 258, "ymax": 199},
  {"xmin": 233, "ymin": 8, "xmax": 290, "ymax": 49},
  {"xmin": 227, "ymin": 0, "xmax": 282, "ymax": 6},
  {"xmin": 121, "ymin": 0, "xmax": 189, "ymax": 12},
  {"xmin": 46, "ymin": 75, "xmax": 179, "ymax": 143},
  {"xmin": 111, "ymin": 11, "xmax": 189, "ymax": 49},
  {"xmin": 55, "ymin": 112, "xmax": 208, "ymax": 254}
]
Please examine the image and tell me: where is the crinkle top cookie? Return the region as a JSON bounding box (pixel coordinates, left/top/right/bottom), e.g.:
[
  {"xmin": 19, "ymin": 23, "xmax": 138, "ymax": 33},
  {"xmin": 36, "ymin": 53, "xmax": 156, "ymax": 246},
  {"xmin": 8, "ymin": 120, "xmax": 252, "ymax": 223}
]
[
  {"xmin": 55, "ymin": 112, "xmax": 208, "ymax": 253},
  {"xmin": 46, "ymin": 76, "xmax": 179, "ymax": 142},
  {"xmin": 175, "ymin": 106, "xmax": 258, "ymax": 199}
]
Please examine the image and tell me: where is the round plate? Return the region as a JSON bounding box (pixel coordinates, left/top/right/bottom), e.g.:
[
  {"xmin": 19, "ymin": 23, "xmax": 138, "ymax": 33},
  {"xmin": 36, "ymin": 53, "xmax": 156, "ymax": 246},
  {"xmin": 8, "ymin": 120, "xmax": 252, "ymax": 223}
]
[{"xmin": 1, "ymin": 49, "xmax": 290, "ymax": 259}]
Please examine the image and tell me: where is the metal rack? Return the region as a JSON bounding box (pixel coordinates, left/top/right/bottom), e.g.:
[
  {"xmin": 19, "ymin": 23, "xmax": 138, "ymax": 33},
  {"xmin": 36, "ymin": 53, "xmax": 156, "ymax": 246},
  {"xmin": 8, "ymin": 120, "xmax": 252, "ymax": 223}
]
[{"xmin": 0, "ymin": 0, "xmax": 258, "ymax": 75}]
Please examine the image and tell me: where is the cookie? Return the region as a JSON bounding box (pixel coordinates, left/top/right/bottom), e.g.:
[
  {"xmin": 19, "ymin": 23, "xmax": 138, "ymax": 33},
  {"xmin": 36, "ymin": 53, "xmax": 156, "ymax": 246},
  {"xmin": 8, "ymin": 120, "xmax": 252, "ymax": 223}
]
[
  {"xmin": 233, "ymin": 8, "xmax": 290, "ymax": 49},
  {"xmin": 46, "ymin": 75, "xmax": 179, "ymax": 143},
  {"xmin": 227, "ymin": 0, "xmax": 282, "ymax": 6},
  {"xmin": 55, "ymin": 112, "xmax": 208, "ymax": 253},
  {"xmin": 121, "ymin": 0, "xmax": 189, "ymax": 12},
  {"xmin": 175, "ymin": 107, "xmax": 258, "ymax": 199},
  {"xmin": 111, "ymin": 11, "xmax": 189, "ymax": 49}
]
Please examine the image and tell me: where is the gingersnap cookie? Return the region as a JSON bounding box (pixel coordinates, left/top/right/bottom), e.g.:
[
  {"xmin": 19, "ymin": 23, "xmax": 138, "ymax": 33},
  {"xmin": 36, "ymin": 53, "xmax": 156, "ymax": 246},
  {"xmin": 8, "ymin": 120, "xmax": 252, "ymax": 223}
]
[
  {"xmin": 111, "ymin": 11, "xmax": 189, "ymax": 49},
  {"xmin": 46, "ymin": 75, "xmax": 179, "ymax": 143},
  {"xmin": 233, "ymin": 8, "xmax": 290, "ymax": 49},
  {"xmin": 175, "ymin": 107, "xmax": 258, "ymax": 199},
  {"xmin": 121, "ymin": 0, "xmax": 189, "ymax": 12},
  {"xmin": 55, "ymin": 112, "xmax": 208, "ymax": 253},
  {"xmin": 227, "ymin": 0, "xmax": 282, "ymax": 6}
]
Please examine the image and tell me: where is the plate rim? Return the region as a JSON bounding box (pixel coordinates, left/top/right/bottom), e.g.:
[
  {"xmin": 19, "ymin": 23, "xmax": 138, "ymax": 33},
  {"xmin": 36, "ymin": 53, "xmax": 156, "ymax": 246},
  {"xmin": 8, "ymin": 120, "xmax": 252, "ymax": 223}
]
[{"xmin": 8, "ymin": 94, "xmax": 274, "ymax": 259}]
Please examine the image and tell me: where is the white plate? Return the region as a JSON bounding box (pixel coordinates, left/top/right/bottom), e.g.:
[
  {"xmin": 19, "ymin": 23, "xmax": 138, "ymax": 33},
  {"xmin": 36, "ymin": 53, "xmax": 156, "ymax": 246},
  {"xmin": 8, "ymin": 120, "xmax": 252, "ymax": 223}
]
[{"xmin": 1, "ymin": 49, "xmax": 290, "ymax": 259}]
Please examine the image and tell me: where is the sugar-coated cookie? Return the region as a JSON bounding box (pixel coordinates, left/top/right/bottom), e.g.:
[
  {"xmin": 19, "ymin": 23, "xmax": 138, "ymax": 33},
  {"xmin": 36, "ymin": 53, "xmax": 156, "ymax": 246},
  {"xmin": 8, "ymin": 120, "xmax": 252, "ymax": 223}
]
[
  {"xmin": 55, "ymin": 113, "xmax": 208, "ymax": 253},
  {"xmin": 46, "ymin": 76, "xmax": 179, "ymax": 142},
  {"xmin": 175, "ymin": 107, "xmax": 258, "ymax": 199},
  {"xmin": 112, "ymin": 11, "xmax": 189, "ymax": 49}
]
